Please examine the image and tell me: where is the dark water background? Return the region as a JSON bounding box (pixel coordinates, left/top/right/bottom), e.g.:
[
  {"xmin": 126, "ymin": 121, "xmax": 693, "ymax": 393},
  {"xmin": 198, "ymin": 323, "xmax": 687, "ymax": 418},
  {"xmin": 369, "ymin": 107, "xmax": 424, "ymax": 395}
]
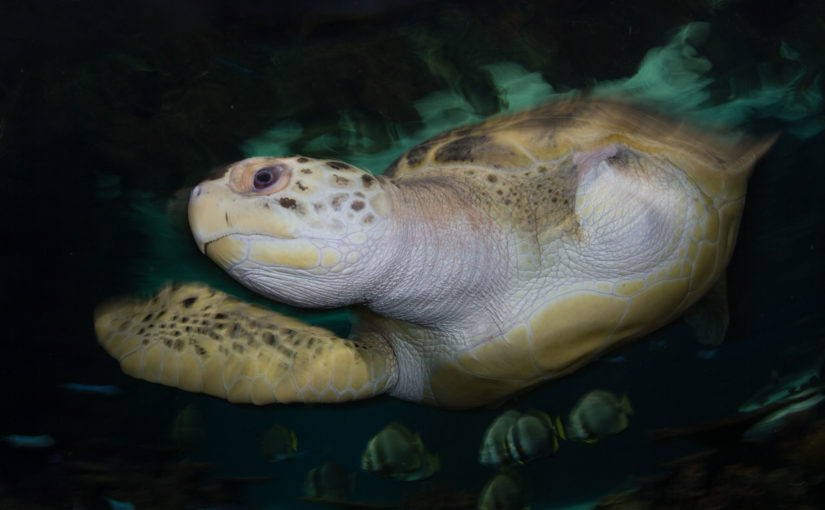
[{"xmin": 1, "ymin": 1, "xmax": 823, "ymax": 509}]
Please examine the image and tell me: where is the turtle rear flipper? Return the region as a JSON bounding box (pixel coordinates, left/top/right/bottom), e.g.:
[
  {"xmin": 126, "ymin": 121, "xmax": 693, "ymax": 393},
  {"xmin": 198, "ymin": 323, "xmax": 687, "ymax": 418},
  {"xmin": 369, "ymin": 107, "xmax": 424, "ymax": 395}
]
[{"xmin": 94, "ymin": 283, "xmax": 397, "ymax": 404}]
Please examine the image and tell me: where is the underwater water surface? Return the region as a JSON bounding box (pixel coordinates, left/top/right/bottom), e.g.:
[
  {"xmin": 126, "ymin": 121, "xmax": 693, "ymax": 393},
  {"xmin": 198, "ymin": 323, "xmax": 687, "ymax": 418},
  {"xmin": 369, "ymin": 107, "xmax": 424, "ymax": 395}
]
[{"xmin": 1, "ymin": 1, "xmax": 824, "ymax": 509}]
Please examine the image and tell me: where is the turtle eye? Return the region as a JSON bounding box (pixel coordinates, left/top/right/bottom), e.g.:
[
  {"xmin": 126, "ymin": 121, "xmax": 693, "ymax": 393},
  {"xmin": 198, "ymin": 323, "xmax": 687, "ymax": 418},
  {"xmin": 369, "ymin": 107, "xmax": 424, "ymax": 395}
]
[{"xmin": 252, "ymin": 165, "xmax": 285, "ymax": 190}]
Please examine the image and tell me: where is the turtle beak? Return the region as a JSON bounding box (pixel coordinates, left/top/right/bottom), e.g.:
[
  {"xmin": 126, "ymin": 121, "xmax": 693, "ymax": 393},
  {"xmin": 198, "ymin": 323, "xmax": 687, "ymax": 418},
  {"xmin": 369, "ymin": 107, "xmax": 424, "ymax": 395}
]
[
  {"xmin": 188, "ymin": 181, "xmax": 250, "ymax": 269},
  {"xmin": 190, "ymin": 185, "xmax": 206, "ymax": 253},
  {"xmin": 188, "ymin": 160, "xmax": 305, "ymax": 273},
  {"xmin": 189, "ymin": 181, "xmax": 225, "ymax": 254}
]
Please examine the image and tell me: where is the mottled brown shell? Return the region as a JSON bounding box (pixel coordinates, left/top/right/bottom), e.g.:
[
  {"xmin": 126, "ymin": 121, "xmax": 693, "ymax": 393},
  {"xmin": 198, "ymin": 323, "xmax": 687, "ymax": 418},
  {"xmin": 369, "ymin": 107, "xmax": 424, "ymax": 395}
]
[{"xmin": 387, "ymin": 98, "xmax": 762, "ymax": 197}]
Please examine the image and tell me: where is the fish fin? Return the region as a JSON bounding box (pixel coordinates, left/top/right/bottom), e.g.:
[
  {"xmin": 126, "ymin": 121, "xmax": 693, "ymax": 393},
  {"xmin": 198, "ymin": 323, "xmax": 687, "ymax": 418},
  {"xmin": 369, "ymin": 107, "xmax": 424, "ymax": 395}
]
[
  {"xmin": 499, "ymin": 465, "xmax": 523, "ymax": 483},
  {"xmin": 430, "ymin": 453, "xmax": 441, "ymax": 473},
  {"xmin": 94, "ymin": 283, "xmax": 397, "ymax": 404},
  {"xmin": 104, "ymin": 498, "xmax": 136, "ymax": 510},
  {"xmin": 555, "ymin": 416, "xmax": 567, "ymax": 441},
  {"xmin": 527, "ymin": 409, "xmax": 555, "ymax": 430},
  {"xmin": 621, "ymin": 394, "xmax": 634, "ymax": 415},
  {"xmin": 683, "ymin": 274, "xmax": 729, "ymax": 346}
]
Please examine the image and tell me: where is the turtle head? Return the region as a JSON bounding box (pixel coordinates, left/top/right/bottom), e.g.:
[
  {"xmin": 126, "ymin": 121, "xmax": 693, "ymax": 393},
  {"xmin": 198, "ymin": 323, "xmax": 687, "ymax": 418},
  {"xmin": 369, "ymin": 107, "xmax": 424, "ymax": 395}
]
[{"xmin": 188, "ymin": 156, "xmax": 392, "ymax": 307}]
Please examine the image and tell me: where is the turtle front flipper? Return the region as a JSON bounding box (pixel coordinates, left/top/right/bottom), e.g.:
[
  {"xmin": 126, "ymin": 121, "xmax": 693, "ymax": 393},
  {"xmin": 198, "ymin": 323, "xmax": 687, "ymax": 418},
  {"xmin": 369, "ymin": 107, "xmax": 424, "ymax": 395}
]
[{"xmin": 93, "ymin": 283, "xmax": 397, "ymax": 404}]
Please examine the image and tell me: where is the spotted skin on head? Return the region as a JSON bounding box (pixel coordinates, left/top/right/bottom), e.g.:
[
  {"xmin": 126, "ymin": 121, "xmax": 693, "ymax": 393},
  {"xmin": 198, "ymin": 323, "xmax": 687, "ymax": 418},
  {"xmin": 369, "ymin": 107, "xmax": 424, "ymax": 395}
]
[
  {"xmin": 187, "ymin": 156, "xmax": 393, "ymax": 306},
  {"xmin": 198, "ymin": 156, "xmax": 389, "ymax": 244},
  {"xmin": 95, "ymin": 283, "xmax": 396, "ymax": 403}
]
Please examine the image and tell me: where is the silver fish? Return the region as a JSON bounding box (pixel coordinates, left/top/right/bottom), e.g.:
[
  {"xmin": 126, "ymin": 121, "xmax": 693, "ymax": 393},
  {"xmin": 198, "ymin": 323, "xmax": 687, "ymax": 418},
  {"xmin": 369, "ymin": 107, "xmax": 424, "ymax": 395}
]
[
  {"xmin": 566, "ymin": 390, "xmax": 632, "ymax": 442},
  {"xmin": 479, "ymin": 410, "xmax": 520, "ymax": 468},
  {"xmin": 260, "ymin": 423, "xmax": 299, "ymax": 462},
  {"xmin": 479, "ymin": 409, "xmax": 562, "ymax": 467},
  {"xmin": 739, "ymin": 366, "xmax": 821, "ymax": 412},
  {"xmin": 743, "ymin": 387, "xmax": 825, "ymax": 442},
  {"xmin": 303, "ymin": 461, "xmax": 355, "ymax": 499},
  {"xmin": 478, "ymin": 467, "xmax": 529, "ymax": 510},
  {"xmin": 59, "ymin": 383, "xmax": 121, "ymax": 395},
  {"xmin": 3, "ymin": 434, "xmax": 55, "ymax": 448},
  {"xmin": 361, "ymin": 422, "xmax": 439, "ymax": 481}
]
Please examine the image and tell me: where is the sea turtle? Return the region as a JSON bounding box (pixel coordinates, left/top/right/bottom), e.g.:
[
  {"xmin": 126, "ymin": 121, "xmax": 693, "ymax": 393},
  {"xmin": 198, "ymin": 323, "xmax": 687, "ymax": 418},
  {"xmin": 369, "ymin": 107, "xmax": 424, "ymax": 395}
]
[{"xmin": 94, "ymin": 98, "xmax": 776, "ymax": 409}]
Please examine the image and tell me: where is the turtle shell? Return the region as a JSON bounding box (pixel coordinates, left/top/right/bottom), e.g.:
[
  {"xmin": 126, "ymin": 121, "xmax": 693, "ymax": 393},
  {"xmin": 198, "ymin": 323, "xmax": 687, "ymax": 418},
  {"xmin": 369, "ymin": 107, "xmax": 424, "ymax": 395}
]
[{"xmin": 383, "ymin": 98, "xmax": 776, "ymax": 408}]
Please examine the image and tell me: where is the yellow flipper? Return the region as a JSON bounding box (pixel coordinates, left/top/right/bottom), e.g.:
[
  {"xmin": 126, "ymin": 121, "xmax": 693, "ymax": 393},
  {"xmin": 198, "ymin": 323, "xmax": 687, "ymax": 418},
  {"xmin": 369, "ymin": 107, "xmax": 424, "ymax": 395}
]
[{"xmin": 94, "ymin": 283, "xmax": 397, "ymax": 404}]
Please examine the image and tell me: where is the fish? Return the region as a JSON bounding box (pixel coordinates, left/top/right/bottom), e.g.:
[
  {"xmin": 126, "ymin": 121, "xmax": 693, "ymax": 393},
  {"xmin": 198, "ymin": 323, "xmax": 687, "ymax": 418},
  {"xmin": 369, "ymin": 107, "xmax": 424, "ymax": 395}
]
[
  {"xmin": 479, "ymin": 409, "xmax": 562, "ymax": 467},
  {"xmin": 739, "ymin": 365, "xmax": 822, "ymax": 412},
  {"xmin": 478, "ymin": 467, "xmax": 529, "ymax": 510},
  {"xmin": 743, "ymin": 387, "xmax": 825, "ymax": 442},
  {"xmin": 260, "ymin": 423, "xmax": 299, "ymax": 462},
  {"xmin": 169, "ymin": 404, "xmax": 205, "ymax": 451},
  {"xmin": 192, "ymin": 505, "xmax": 264, "ymax": 510},
  {"xmin": 696, "ymin": 348, "xmax": 719, "ymax": 360},
  {"xmin": 303, "ymin": 461, "xmax": 355, "ymax": 499},
  {"xmin": 3, "ymin": 434, "xmax": 55, "ymax": 448},
  {"xmin": 105, "ymin": 498, "xmax": 135, "ymax": 510},
  {"xmin": 505, "ymin": 409, "xmax": 562, "ymax": 463},
  {"xmin": 213, "ymin": 57, "xmax": 259, "ymax": 76},
  {"xmin": 59, "ymin": 383, "xmax": 121, "ymax": 395},
  {"xmin": 566, "ymin": 390, "xmax": 633, "ymax": 443},
  {"xmin": 648, "ymin": 339, "xmax": 668, "ymax": 351},
  {"xmin": 360, "ymin": 422, "xmax": 439, "ymax": 481},
  {"xmin": 603, "ymin": 354, "xmax": 628, "ymax": 363},
  {"xmin": 653, "ymin": 386, "xmax": 825, "ymax": 447},
  {"xmin": 479, "ymin": 410, "xmax": 520, "ymax": 468}
]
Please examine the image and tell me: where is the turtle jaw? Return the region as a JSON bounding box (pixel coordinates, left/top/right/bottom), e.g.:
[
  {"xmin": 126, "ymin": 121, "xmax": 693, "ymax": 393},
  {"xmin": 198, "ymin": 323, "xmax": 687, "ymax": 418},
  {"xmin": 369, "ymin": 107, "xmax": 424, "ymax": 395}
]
[
  {"xmin": 198, "ymin": 234, "xmax": 229, "ymax": 255},
  {"xmin": 189, "ymin": 179, "xmax": 316, "ymax": 277},
  {"xmin": 205, "ymin": 234, "xmax": 327, "ymax": 272},
  {"xmin": 189, "ymin": 177, "xmax": 299, "ymax": 253},
  {"xmin": 198, "ymin": 231, "xmax": 379, "ymax": 308},
  {"xmin": 202, "ymin": 235, "xmax": 246, "ymax": 270}
]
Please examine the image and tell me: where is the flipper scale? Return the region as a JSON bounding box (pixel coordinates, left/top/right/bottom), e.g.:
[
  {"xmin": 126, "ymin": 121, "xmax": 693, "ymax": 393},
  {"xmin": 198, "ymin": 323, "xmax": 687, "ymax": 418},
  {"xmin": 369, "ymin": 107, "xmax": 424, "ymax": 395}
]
[{"xmin": 94, "ymin": 283, "xmax": 397, "ymax": 404}]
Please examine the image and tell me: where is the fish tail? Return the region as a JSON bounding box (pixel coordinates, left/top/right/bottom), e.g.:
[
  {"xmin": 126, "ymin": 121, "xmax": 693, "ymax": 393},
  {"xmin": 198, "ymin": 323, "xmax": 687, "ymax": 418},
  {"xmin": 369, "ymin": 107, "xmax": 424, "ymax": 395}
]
[
  {"xmin": 555, "ymin": 416, "xmax": 567, "ymax": 441},
  {"xmin": 621, "ymin": 394, "xmax": 634, "ymax": 415},
  {"xmin": 430, "ymin": 453, "xmax": 441, "ymax": 473},
  {"xmin": 532, "ymin": 409, "xmax": 556, "ymax": 431}
]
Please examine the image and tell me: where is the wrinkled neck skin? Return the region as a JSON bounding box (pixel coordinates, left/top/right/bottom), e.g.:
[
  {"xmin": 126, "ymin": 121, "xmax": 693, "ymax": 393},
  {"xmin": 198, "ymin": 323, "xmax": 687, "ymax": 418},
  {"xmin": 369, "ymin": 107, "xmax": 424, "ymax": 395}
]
[{"xmin": 366, "ymin": 177, "xmax": 508, "ymax": 331}]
